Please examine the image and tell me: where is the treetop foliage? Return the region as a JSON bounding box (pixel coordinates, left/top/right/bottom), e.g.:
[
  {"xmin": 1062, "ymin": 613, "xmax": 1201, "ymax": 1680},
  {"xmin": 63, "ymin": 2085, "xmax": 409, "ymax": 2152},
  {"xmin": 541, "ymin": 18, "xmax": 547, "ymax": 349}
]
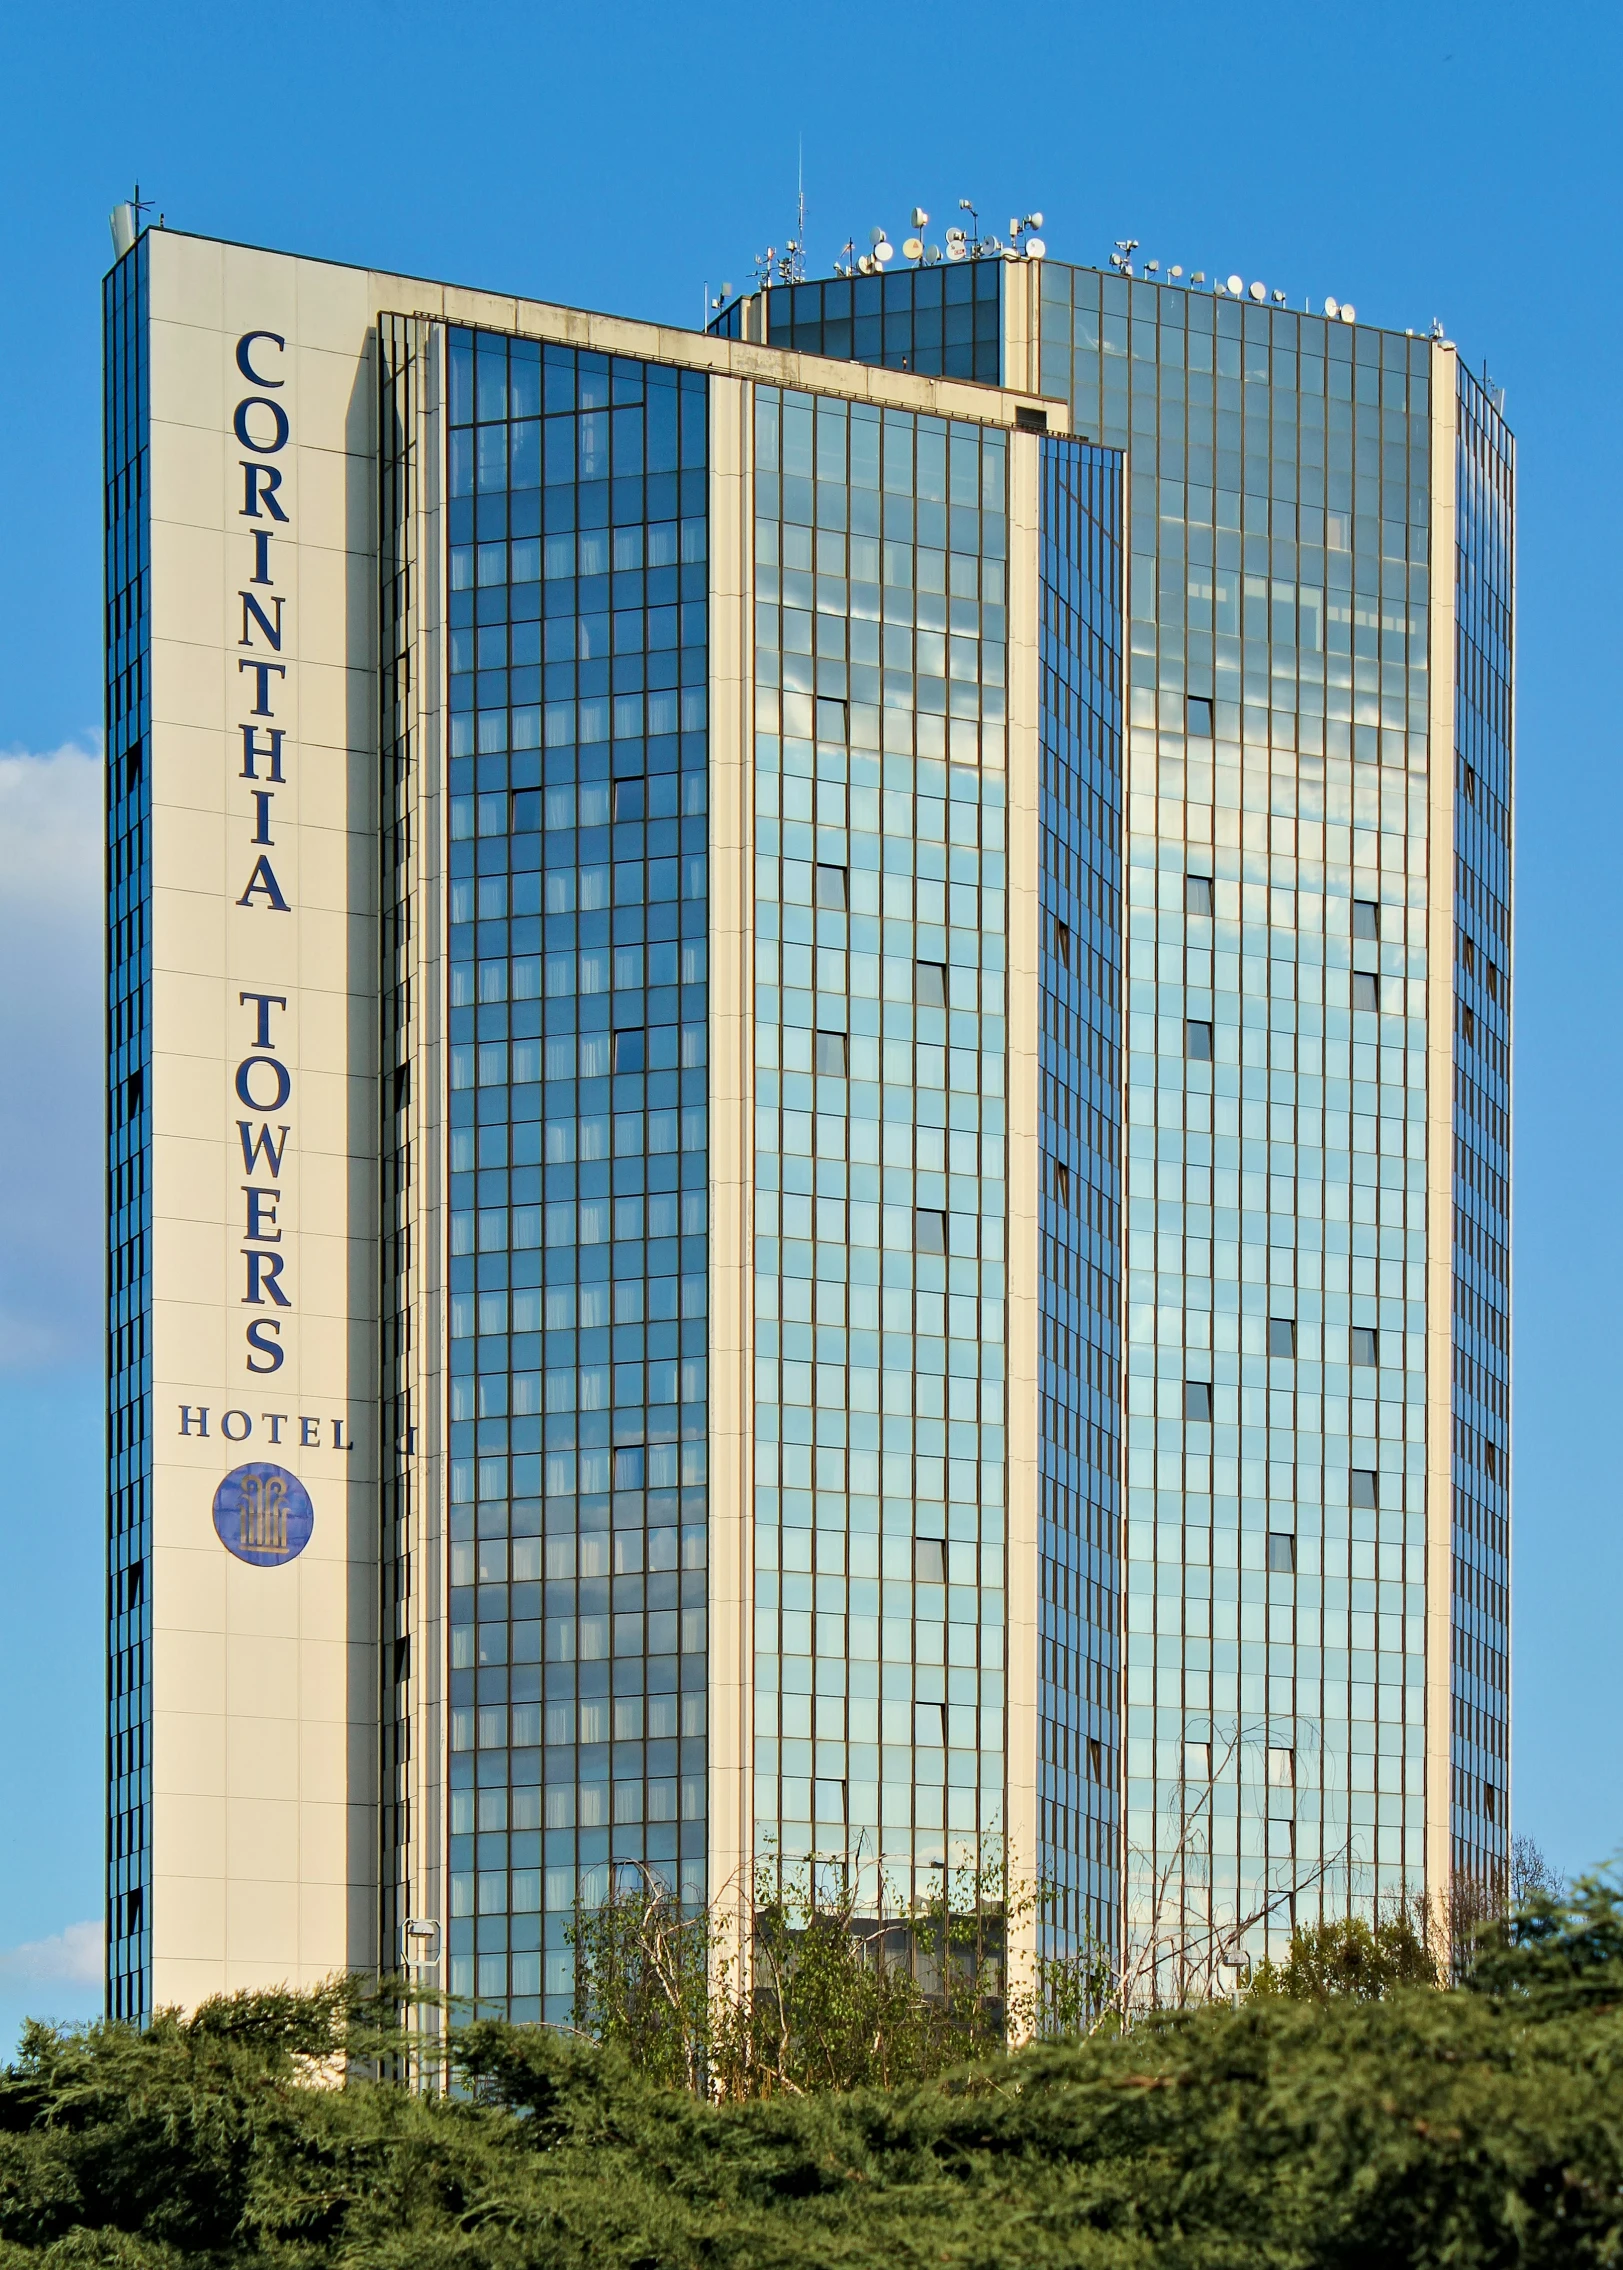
[{"xmin": 1, "ymin": 1872, "xmax": 1620, "ymax": 2267}]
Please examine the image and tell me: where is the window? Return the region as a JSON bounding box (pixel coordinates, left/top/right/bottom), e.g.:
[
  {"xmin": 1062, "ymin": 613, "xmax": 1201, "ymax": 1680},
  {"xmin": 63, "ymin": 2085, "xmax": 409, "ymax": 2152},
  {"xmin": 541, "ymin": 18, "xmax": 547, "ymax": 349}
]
[
  {"xmin": 1185, "ymin": 694, "xmax": 1214, "ymax": 738},
  {"xmin": 1483, "ymin": 1781, "xmax": 1498, "ymax": 1822},
  {"xmin": 1352, "ymin": 972, "xmax": 1380, "ymax": 1014},
  {"xmin": 1349, "ymin": 1468, "xmax": 1378, "ymax": 1509},
  {"xmin": 612, "ymin": 776, "xmax": 644, "ymax": 821},
  {"xmin": 1461, "ymin": 761, "xmax": 1477, "ymax": 804},
  {"xmin": 1267, "ymin": 1747, "xmax": 1295, "ymax": 1789},
  {"xmin": 1087, "ymin": 1737, "xmax": 1102, "ymax": 1780},
  {"xmin": 1350, "ymin": 1326, "xmax": 1379, "ymax": 1369},
  {"xmin": 1486, "ymin": 961, "xmax": 1499, "ymax": 1003},
  {"xmin": 1461, "ymin": 934, "xmax": 1476, "ymax": 975},
  {"xmin": 814, "ymin": 863, "xmax": 847, "ymax": 912},
  {"xmin": 914, "ymin": 1208, "xmax": 946, "ymax": 1256},
  {"xmin": 815, "ymin": 696, "xmax": 848, "ymax": 743},
  {"xmin": 1266, "ymin": 1532, "xmax": 1297, "ymax": 1575},
  {"xmin": 1183, "ymin": 1380, "xmax": 1212, "ymax": 1423},
  {"xmin": 1184, "ymin": 1740, "xmax": 1212, "ymax": 1781},
  {"xmin": 1461, "ymin": 1005, "xmax": 1476, "ymax": 1045},
  {"xmin": 612, "ymin": 1030, "xmax": 645, "ymax": 1074},
  {"xmin": 915, "ymin": 1701, "xmax": 946, "ymax": 1745},
  {"xmin": 814, "ymin": 1030, "xmax": 848, "ymax": 1078},
  {"xmin": 1052, "ymin": 918, "xmax": 1072, "ymax": 971},
  {"xmin": 1015, "ymin": 403, "xmax": 1049, "ymax": 433},
  {"xmin": 1185, "ymin": 873, "xmax": 1214, "ymax": 918},
  {"xmin": 914, "ymin": 1537, "xmax": 946, "ymax": 1584},
  {"xmin": 1052, "ymin": 1160, "xmax": 1070, "ymax": 1206},
  {"xmin": 1267, "ymin": 1317, "xmax": 1296, "ymax": 1359},
  {"xmin": 1352, "ymin": 898, "xmax": 1379, "ymax": 941},
  {"xmin": 915, "ymin": 960, "xmax": 947, "ymax": 1009},
  {"xmin": 1185, "ymin": 1019, "xmax": 1214, "ymax": 1062},
  {"xmin": 1484, "ymin": 1440, "xmax": 1500, "ymax": 1482}
]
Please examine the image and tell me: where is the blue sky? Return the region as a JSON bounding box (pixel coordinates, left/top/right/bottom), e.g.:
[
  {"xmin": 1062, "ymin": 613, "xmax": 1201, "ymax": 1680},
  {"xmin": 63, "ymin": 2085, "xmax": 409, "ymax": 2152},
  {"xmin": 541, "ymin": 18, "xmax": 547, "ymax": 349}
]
[{"xmin": 1, "ymin": 0, "xmax": 1618, "ymax": 2042}]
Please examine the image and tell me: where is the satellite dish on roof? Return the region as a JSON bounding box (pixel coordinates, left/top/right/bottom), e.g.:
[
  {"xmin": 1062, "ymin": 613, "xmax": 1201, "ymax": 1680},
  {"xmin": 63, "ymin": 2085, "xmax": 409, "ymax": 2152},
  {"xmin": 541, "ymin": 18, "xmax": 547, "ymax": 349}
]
[
  {"xmin": 1323, "ymin": 296, "xmax": 1340, "ymax": 318},
  {"xmin": 903, "ymin": 236, "xmax": 925, "ymax": 260},
  {"xmin": 1248, "ymin": 280, "xmax": 1267, "ymax": 302},
  {"xmin": 1025, "ymin": 237, "xmax": 1046, "ymax": 260},
  {"xmin": 1226, "ymin": 273, "xmax": 1244, "ymax": 295}
]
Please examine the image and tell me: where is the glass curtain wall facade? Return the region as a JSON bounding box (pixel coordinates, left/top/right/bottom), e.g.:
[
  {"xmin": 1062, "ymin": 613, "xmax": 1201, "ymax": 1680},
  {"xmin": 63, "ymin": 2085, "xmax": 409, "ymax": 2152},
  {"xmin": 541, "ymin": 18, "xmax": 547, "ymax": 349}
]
[
  {"xmin": 748, "ymin": 389, "xmax": 1014, "ymax": 1895},
  {"xmin": 1045, "ymin": 265, "xmax": 1442, "ymax": 1974},
  {"xmin": 1036, "ymin": 437, "xmax": 1124, "ymax": 1964},
  {"xmin": 104, "ymin": 234, "xmax": 153, "ymax": 2023},
  {"xmin": 713, "ymin": 265, "xmax": 1002, "ymax": 383},
  {"xmin": 740, "ymin": 251, "xmax": 1517, "ymax": 1964},
  {"xmin": 1447, "ymin": 372, "xmax": 1512, "ymax": 1879},
  {"xmin": 441, "ymin": 326, "xmax": 712, "ymax": 2023}
]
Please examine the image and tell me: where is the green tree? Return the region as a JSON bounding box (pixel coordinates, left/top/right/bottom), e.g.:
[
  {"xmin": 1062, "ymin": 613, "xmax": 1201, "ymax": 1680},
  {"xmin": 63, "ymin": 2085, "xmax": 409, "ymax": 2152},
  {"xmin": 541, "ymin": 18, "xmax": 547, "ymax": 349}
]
[{"xmin": 1248, "ymin": 1908, "xmax": 1438, "ymax": 2003}]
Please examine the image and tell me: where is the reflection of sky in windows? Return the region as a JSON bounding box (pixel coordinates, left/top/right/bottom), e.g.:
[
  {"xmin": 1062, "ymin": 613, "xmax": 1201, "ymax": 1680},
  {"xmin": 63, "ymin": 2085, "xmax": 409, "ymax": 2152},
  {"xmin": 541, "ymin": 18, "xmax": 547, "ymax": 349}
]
[
  {"xmin": 1448, "ymin": 375, "xmax": 1513, "ymax": 1875},
  {"xmin": 1041, "ymin": 264, "xmax": 1473, "ymax": 1960},
  {"xmin": 710, "ymin": 263, "xmax": 1003, "ymax": 383},
  {"xmin": 751, "ymin": 388, "xmax": 1010, "ymax": 1887},
  {"xmin": 1036, "ymin": 436, "xmax": 1125, "ymax": 1965},
  {"xmin": 442, "ymin": 326, "xmax": 710, "ymax": 2022},
  {"xmin": 105, "ymin": 236, "xmax": 153, "ymax": 2025}
]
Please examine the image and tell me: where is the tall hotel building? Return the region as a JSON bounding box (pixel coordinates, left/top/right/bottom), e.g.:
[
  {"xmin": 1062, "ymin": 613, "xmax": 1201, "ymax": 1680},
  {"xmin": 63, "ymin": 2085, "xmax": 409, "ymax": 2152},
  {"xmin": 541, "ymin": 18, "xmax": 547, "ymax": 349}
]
[{"xmin": 104, "ymin": 221, "xmax": 1511, "ymax": 2024}]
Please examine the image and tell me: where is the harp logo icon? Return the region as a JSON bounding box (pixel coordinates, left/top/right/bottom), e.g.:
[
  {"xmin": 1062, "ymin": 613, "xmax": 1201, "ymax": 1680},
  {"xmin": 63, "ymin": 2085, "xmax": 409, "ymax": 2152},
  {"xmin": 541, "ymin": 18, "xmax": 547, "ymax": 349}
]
[{"xmin": 212, "ymin": 1463, "xmax": 314, "ymax": 1567}]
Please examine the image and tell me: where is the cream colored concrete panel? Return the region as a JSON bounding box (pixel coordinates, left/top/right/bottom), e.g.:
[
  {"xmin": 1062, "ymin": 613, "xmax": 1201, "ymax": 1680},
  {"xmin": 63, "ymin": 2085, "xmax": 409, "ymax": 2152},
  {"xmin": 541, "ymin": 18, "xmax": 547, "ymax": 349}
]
[
  {"xmin": 160, "ymin": 1706, "xmax": 228, "ymax": 1799},
  {"xmin": 152, "ymin": 891, "xmax": 231, "ymax": 982},
  {"xmin": 153, "ymin": 721, "xmax": 234, "ymax": 815},
  {"xmin": 224, "ymin": 1831, "xmax": 301, "ymax": 1927},
  {"xmin": 153, "ymin": 633, "xmax": 234, "ymax": 737},
  {"xmin": 148, "ymin": 316, "xmax": 230, "ymax": 436},
  {"xmin": 148, "ymin": 232, "xmax": 227, "ymax": 330},
  {"xmin": 224, "ymin": 1717, "xmax": 302, "ymax": 1806},
  {"xmin": 150, "ymin": 418, "xmax": 229, "ymax": 540},
  {"xmin": 280, "ymin": 259, "xmax": 376, "ymax": 355},
  {"xmin": 298, "ymin": 1882, "xmax": 354, "ymax": 1963},
  {"xmin": 155, "ymin": 1307, "xmax": 234, "ymax": 1384},
  {"xmin": 149, "ymin": 1046, "xmax": 224, "ymax": 1136},
  {"xmin": 151, "ymin": 1864, "xmax": 227, "ymax": 1962},
  {"xmin": 291, "ymin": 341, "xmax": 375, "ymax": 458},
  {"xmin": 219, "ymin": 243, "xmax": 312, "ymax": 341},
  {"xmin": 151, "ymin": 520, "xmax": 229, "ymax": 643},
  {"xmin": 152, "ymin": 968, "xmax": 227, "ymax": 1056},
  {"xmin": 152, "ymin": 803, "xmax": 226, "ymax": 896},
  {"xmin": 153, "ymin": 1626, "xmax": 226, "ymax": 1718},
  {"xmin": 298, "ymin": 1719, "xmax": 352, "ymax": 1807}
]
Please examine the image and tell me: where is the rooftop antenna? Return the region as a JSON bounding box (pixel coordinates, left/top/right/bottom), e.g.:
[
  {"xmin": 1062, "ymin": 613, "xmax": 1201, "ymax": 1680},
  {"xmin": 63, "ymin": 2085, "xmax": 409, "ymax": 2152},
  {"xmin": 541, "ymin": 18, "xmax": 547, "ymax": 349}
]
[
  {"xmin": 795, "ymin": 136, "xmax": 806, "ymax": 275},
  {"xmin": 1110, "ymin": 237, "xmax": 1139, "ymax": 276},
  {"xmin": 108, "ymin": 180, "xmax": 153, "ymax": 259}
]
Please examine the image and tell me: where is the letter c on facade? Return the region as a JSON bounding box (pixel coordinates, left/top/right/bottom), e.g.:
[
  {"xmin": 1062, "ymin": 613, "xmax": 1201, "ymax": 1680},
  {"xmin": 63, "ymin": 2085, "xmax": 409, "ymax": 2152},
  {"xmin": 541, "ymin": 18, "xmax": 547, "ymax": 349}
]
[
  {"xmin": 234, "ymin": 397, "xmax": 289, "ymax": 454},
  {"xmin": 235, "ymin": 1055, "xmax": 292, "ymax": 1112},
  {"xmin": 235, "ymin": 332, "xmax": 286, "ymax": 388}
]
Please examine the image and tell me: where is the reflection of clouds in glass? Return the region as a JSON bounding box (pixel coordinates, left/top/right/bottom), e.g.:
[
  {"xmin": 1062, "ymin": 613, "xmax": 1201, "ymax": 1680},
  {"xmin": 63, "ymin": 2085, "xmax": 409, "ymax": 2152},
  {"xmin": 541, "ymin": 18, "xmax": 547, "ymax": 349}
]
[{"xmin": 0, "ymin": 745, "xmax": 102, "ymax": 1370}]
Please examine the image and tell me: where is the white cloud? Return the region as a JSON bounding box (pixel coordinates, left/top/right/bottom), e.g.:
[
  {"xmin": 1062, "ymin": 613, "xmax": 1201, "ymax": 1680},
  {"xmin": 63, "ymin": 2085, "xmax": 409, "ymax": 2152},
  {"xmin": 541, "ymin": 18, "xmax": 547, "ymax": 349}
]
[
  {"xmin": 0, "ymin": 1918, "xmax": 102, "ymax": 1986},
  {"xmin": 0, "ymin": 744, "xmax": 104, "ymax": 1371}
]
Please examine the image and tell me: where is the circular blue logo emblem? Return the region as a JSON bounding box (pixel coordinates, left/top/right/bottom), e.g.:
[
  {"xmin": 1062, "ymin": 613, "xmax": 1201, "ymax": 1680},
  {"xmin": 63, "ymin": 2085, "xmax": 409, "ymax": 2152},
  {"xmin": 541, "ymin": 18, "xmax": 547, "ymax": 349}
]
[{"xmin": 212, "ymin": 1463, "xmax": 314, "ymax": 1567}]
